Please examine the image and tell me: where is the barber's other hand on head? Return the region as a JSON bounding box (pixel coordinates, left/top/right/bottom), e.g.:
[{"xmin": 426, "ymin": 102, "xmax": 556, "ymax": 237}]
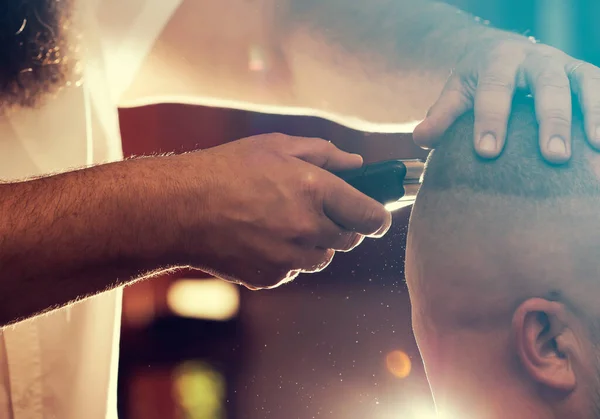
[
  {"xmin": 168, "ymin": 134, "xmax": 391, "ymax": 290},
  {"xmin": 413, "ymin": 31, "xmax": 600, "ymax": 164}
]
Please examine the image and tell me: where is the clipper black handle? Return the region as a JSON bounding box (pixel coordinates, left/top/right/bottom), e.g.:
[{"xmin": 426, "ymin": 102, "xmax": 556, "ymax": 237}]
[{"xmin": 334, "ymin": 160, "xmax": 408, "ymax": 204}]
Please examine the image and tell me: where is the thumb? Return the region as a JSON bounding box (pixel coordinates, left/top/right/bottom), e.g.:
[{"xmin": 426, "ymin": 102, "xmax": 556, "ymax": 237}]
[{"xmin": 288, "ymin": 137, "xmax": 363, "ymax": 171}]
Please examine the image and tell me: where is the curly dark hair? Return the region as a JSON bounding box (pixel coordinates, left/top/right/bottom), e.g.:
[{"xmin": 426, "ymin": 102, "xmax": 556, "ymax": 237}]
[{"xmin": 0, "ymin": 0, "xmax": 75, "ymax": 111}]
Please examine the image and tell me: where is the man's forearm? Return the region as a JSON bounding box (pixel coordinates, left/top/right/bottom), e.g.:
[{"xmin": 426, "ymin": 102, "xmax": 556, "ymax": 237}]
[
  {"xmin": 0, "ymin": 159, "xmax": 178, "ymax": 326},
  {"xmin": 282, "ymin": 0, "xmax": 505, "ymax": 131}
]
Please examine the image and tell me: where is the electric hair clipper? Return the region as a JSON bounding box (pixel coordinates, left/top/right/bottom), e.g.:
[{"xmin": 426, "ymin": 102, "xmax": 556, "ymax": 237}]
[{"xmin": 334, "ymin": 159, "xmax": 425, "ymax": 210}]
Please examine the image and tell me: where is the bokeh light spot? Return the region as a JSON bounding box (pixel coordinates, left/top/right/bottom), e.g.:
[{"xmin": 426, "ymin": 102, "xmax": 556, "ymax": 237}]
[{"xmin": 385, "ymin": 350, "xmax": 412, "ymax": 379}]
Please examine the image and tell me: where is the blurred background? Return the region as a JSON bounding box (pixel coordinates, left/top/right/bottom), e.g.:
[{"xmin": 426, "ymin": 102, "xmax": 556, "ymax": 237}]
[{"xmin": 116, "ymin": 1, "xmax": 600, "ymax": 418}]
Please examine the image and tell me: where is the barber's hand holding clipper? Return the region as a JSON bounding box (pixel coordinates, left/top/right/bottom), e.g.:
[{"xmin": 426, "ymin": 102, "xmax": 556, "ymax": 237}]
[{"xmin": 167, "ymin": 134, "xmax": 391, "ymax": 290}]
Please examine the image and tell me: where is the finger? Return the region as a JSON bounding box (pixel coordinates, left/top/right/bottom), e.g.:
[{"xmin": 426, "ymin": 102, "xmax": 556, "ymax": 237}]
[
  {"xmin": 568, "ymin": 61, "xmax": 600, "ymax": 150},
  {"xmin": 299, "ymin": 248, "xmax": 336, "ymax": 273},
  {"xmin": 322, "ymin": 176, "xmax": 392, "ymax": 237},
  {"xmin": 473, "ymin": 64, "xmax": 519, "ymax": 159},
  {"xmin": 316, "ymin": 220, "xmax": 365, "ymax": 252},
  {"xmin": 525, "ymin": 56, "xmax": 572, "ymax": 163},
  {"xmin": 413, "ymin": 74, "xmax": 472, "ymax": 149},
  {"xmin": 286, "ymin": 136, "xmax": 363, "ymax": 171}
]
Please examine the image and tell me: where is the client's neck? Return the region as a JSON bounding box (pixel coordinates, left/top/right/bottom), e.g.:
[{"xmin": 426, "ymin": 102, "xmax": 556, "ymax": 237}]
[{"xmin": 430, "ymin": 331, "xmax": 554, "ymax": 419}]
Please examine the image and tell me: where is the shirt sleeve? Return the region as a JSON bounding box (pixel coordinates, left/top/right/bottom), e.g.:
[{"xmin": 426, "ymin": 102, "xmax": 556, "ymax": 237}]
[{"xmin": 93, "ymin": 0, "xmax": 184, "ymax": 104}]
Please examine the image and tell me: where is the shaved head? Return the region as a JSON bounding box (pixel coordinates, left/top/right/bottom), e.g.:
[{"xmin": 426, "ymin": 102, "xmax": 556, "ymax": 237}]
[
  {"xmin": 411, "ymin": 96, "xmax": 600, "ymax": 329},
  {"xmin": 0, "ymin": 0, "xmax": 76, "ymax": 111},
  {"xmin": 406, "ymin": 95, "xmax": 600, "ymax": 418}
]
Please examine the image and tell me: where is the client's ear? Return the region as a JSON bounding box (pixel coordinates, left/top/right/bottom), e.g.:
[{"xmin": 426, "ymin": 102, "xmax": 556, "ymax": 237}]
[{"xmin": 512, "ymin": 298, "xmax": 581, "ymax": 392}]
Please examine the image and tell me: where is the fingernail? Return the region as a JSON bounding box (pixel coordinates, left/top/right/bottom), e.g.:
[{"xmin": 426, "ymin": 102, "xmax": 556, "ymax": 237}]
[
  {"xmin": 478, "ymin": 133, "xmax": 497, "ymax": 154},
  {"xmin": 547, "ymin": 136, "xmax": 567, "ymax": 156},
  {"xmin": 349, "ymin": 153, "xmax": 363, "ymax": 164}
]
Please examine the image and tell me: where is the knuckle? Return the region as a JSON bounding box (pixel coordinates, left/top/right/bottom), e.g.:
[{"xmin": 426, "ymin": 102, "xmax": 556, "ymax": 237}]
[
  {"xmin": 334, "ymin": 231, "xmax": 354, "ymax": 251},
  {"xmin": 475, "ymin": 98, "xmax": 512, "ymax": 126},
  {"xmin": 314, "ymin": 137, "xmax": 333, "ymax": 147},
  {"xmin": 569, "ymin": 62, "xmax": 593, "ymax": 79},
  {"xmin": 535, "ymin": 44, "xmax": 560, "ymax": 55},
  {"xmin": 492, "ymin": 40, "xmax": 529, "ymax": 57},
  {"xmin": 376, "ymin": 212, "xmax": 393, "ymax": 237},
  {"xmin": 578, "ymin": 75, "xmax": 600, "ymax": 97},
  {"xmin": 320, "ymin": 250, "xmax": 335, "ymax": 268},
  {"xmin": 314, "ymin": 138, "xmax": 336, "ymax": 155},
  {"xmin": 360, "ymin": 204, "xmax": 386, "ymax": 233},
  {"xmin": 271, "ymin": 132, "xmax": 290, "ymax": 140},
  {"xmin": 534, "ymin": 71, "xmax": 570, "ymax": 90},
  {"xmin": 475, "ymin": 109, "xmax": 508, "ymax": 126},
  {"xmin": 296, "ymin": 136, "xmax": 330, "ymax": 150},
  {"xmin": 532, "ymin": 45, "xmax": 560, "ymax": 60},
  {"xmin": 299, "ymin": 170, "xmax": 324, "ymax": 201},
  {"xmin": 341, "ymin": 233, "xmax": 362, "ymax": 252},
  {"xmin": 291, "ymin": 218, "xmax": 319, "ymax": 245},
  {"xmin": 579, "ymin": 80, "xmax": 600, "ymax": 104},
  {"xmin": 539, "ymin": 108, "xmax": 571, "ymax": 125},
  {"xmin": 263, "ymin": 132, "xmax": 291, "ymax": 147},
  {"xmin": 442, "ymin": 74, "xmax": 465, "ymax": 93},
  {"xmin": 478, "ymin": 73, "xmax": 514, "ymax": 92},
  {"xmin": 341, "ymin": 233, "xmax": 356, "ymax": 251},
  {"xmin": 299, "ymin": 169, "xmax": 320, "ymax": 189},
  {"xmin": 581, "ymin": 72, "xmax": 600, "ymax": 84},
  {"xmin": 488, "ymin": 42, "xmax": 512, "ymax": 57},
  {"xmin": 530, "ymin": 44, "xmax": 563, "ymax": 62},
  {"xmin": 307, "ymin": 250, "xmax": 335, "ymax": 272}
]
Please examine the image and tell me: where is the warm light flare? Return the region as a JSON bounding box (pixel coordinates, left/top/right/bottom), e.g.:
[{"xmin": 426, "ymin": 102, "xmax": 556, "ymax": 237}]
[
  {"xmin": 385, "ymin": 200, "xmax": 414, "ymax": 212},
  {"xmin": 167, "ymin": 279, "xmax": 240, "ymax": 321}
]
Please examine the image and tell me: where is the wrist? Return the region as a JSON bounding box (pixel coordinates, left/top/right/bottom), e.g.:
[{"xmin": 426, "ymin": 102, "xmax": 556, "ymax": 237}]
[
  {"xmin": 108, "ymin": 157, "xmax": 186, "ymax": 270},
  {"xmin": 136, "ymin": 152, "xmax": 216, "ymax": 268}
]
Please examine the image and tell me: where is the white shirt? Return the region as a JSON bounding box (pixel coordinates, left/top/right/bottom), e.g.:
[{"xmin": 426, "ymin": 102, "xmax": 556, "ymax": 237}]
[{"xmin": 0, "ymin": 0, "xmax": 182, "ymax": 417}]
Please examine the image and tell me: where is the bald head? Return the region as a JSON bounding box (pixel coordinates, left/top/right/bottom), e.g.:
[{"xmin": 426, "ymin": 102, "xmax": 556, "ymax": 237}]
[
  {"xmin": 410, "ymin": 94, "xmax": 600, "ymax": 327},
  {"xmin": 406, "ymin": 95, "xmax": 600, "ymax": 419}
]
